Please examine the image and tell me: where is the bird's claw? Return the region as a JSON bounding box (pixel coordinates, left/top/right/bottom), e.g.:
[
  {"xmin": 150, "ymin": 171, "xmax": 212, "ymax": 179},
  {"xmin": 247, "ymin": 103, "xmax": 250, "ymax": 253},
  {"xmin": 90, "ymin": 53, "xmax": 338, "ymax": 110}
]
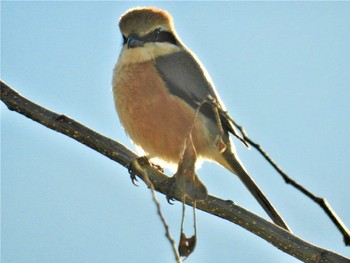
[
  {"xmin": 130, "ymin": 174, "xmax": 139, "ymax": 187},
  {"xmin": 128, "ymin": 163, "xmax": 139, "ymax": 187},
  {"xmin": 161, "ymin": 176, "xmax": 178, "ymax": 204},
  {"xmin": 128, "ymin": 156, "xmax": 161, "ymax": 188},
  {"xmin": 127, "ymin": 156, "xmax": 150, "ymax": 186},
  {"xmin": 166, "ymin": 196, "xmax": 175, "ymax": 205}
]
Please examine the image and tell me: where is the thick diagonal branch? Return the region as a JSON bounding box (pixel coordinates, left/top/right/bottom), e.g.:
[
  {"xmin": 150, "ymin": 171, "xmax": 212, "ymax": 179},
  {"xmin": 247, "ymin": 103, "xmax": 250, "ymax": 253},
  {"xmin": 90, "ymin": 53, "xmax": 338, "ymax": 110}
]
[{"xmin": 1, "ymin": 80, "xmax": 349, "ymax": 262}]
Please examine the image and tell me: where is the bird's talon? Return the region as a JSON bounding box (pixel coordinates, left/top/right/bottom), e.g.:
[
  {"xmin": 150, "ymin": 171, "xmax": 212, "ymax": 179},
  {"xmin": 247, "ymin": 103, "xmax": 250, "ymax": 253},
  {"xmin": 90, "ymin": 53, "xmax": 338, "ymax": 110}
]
[
  {"xmin": 131, "ymin": 177, "xmax": 139, "ymax": 187},
  {"xmin": 128, "ymin": 161, "xmax": 141, "ymax": 187},
  {"xmin": 160, "ymin": 176, "xmax": 178, "ymax": 203},
  {"xmin": 129, "ymin": 171, "xmax": 139, "ymax": 187},
  {"xmin": 166, "ymin": 196, "xmax": 175, "ymax": 205}
]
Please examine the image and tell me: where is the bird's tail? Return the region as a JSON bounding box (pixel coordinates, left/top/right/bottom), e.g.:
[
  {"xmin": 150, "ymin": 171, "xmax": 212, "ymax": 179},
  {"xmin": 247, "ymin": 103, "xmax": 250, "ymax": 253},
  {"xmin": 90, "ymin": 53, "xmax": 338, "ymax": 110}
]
[{"xmin": 220, "ymin": 150, "xmax": 291, "ymax": 232}]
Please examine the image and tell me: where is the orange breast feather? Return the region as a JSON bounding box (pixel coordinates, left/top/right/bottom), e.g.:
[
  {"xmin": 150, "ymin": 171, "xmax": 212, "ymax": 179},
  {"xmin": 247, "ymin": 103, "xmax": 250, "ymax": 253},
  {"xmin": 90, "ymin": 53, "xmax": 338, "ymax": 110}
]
[{"xmin": 113, "ymin": 61, "xmax": 210, "ymax": 164}]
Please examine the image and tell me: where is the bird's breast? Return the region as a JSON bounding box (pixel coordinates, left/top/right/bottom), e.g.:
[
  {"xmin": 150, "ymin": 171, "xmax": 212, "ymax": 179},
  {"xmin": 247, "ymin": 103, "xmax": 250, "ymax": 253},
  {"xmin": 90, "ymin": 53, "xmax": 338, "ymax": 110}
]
[{"xmin": 113, "ymin": 60, "xmax": 209, "ymax": 164}]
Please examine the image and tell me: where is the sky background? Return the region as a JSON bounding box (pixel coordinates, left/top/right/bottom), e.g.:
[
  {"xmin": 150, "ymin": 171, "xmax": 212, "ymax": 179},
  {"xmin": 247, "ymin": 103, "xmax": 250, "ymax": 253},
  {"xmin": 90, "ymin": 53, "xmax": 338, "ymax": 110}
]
[{"xmin": 2, "ymin": 1, "xmax": 350, "ymax": 263}]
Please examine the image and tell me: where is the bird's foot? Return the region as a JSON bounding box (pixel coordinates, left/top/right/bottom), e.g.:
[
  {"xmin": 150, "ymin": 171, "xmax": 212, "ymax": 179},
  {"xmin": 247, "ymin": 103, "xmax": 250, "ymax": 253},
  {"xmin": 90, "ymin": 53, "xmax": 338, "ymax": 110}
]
[
  {"xmin": 159, "ymin": 176, "xmax": 178, "ymax": 204},
  {"xmin": 160, "ymin": 135, "xmax": 208, "ymax": 204},
  {"xmin": 160, "ymin": 173, "xmax": 208, "ymax": 204},
  {"xmin": 128, "ymin": 156, "xmax": 157, "ymax": 187}
]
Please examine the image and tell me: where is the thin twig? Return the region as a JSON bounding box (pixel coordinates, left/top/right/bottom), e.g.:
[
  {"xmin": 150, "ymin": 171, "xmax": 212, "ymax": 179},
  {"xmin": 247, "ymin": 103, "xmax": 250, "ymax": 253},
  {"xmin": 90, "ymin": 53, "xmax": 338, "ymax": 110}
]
[
  {"xmin": 150, "ymin": 186, "xmax": 182, "ymax": 263},
  {"xmin": 225, "ymin": 111, "xmax": 350, "ymax": 246},
  {"xmin": 132, "ymin": 160, "xmax": 182, "ymax": 263},
  {"xmin": 151, "ymin": 187, "xmax": 182, "ymax": 263},
  {"xmin": 1, "ymin": 80, "xmax": 350, "ymax": 262}
]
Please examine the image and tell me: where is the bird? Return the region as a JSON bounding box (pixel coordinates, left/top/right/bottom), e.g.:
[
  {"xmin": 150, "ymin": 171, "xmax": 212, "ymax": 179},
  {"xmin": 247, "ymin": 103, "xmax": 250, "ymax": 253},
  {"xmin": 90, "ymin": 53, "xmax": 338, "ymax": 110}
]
[{"xmin": 112, "ymin": 7, "xmax": 290, "ymax": 231}]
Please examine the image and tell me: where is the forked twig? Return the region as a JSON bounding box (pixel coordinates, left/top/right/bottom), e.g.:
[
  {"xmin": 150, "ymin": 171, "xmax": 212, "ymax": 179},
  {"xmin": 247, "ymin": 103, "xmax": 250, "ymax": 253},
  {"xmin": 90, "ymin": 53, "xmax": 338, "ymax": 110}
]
[{"xmin": 222, "ymin": 110, "xmax": 350, "ymax": 246}]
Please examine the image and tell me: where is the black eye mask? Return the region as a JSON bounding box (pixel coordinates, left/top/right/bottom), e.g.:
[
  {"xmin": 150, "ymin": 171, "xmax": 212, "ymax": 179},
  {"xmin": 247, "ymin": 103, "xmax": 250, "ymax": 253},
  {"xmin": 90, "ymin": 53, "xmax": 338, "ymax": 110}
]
[{"xmin": 123, "ymin": 28, "xmax": 178, "ymax": 48}]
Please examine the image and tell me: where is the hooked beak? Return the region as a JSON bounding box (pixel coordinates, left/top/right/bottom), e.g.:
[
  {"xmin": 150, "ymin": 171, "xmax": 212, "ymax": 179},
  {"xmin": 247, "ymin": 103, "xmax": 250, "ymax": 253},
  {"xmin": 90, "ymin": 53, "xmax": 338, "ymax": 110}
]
[{"xmin": 127, "ymin": 34, "xmax": 144, "ymax": 49}]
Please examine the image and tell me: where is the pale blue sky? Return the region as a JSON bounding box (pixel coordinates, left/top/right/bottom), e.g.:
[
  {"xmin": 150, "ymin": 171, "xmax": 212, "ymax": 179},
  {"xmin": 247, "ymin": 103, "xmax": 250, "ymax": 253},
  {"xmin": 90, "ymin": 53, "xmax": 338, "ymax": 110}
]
[{"xmin": 2, "ymin": 2, "xmax": 350, "ymax": 263}]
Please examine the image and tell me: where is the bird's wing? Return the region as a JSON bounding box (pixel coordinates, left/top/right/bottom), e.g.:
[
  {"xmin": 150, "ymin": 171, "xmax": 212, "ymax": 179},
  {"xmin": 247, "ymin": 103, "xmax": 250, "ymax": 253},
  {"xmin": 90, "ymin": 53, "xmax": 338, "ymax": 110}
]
[
  {"xmin": 155, "ymin": 50, "xmax": 246, "ymax": 145},
  {"xmin": 155, "ymin": 50, "xmax": 219, "ymax": 109}
]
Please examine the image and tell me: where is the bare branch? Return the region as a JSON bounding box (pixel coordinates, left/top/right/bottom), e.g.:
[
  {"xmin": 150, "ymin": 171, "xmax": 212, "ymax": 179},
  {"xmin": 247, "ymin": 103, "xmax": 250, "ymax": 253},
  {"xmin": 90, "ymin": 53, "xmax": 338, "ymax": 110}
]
[{"xmin": 1, "ymin": 80, "xmax": 349, "ymax": 262}]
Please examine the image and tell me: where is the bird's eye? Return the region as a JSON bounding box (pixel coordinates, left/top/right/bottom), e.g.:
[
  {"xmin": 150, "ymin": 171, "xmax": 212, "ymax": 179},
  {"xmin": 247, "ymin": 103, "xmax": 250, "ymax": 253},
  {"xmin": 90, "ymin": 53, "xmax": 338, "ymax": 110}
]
[{"xmin": 153, "ymin": 28, "xmax": 161, "ymax": 40}]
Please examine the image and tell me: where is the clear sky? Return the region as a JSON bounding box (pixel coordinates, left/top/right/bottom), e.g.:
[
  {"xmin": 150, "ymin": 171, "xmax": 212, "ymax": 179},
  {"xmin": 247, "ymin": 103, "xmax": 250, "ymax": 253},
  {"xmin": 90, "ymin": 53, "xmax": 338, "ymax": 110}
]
[{"xmin": 2, "ymin": 1, "xmax": 350, "ymax": 263}]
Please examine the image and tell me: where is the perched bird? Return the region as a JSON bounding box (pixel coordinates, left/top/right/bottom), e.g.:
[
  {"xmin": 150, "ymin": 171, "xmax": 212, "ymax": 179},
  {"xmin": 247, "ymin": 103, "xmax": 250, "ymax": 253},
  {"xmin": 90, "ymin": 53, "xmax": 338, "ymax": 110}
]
[{"xmin": 113, "ymin": 7, "xmax": 290, "ymax": 231}]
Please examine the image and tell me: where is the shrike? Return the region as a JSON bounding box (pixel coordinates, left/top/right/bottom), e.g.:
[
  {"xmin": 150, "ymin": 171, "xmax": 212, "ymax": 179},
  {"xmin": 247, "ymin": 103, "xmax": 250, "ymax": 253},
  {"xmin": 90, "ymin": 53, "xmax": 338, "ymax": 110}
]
[{"xmin": 112, "ymin": 7, "xmax": 289, "ymax": 231}]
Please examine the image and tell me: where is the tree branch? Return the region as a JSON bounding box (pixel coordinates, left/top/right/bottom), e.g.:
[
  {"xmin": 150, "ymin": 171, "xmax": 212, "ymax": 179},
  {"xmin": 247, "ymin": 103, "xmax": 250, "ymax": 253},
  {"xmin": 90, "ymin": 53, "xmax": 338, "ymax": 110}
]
[
  {"xmin": 1, "ymin": 80, "xmax": 349, "ymax": 262},
  {"xmin": 226, "ymin": 113, "xmax": 350, "ymax": 246}
]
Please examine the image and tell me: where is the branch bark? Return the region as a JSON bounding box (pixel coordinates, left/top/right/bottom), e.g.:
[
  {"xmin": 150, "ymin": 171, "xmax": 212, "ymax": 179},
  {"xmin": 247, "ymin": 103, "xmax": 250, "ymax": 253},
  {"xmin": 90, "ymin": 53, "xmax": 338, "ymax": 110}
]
[{"xmin": 1, "ymin": 80, "xmax": 349, "ymax": 263}]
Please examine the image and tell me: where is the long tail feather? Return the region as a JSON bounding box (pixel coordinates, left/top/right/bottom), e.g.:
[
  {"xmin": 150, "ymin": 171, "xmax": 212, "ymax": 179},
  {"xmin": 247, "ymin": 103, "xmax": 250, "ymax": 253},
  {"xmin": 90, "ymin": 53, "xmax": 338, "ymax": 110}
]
[{"xmin": 221, "ymin": 150, "xmax": 291, "ymax": 232}]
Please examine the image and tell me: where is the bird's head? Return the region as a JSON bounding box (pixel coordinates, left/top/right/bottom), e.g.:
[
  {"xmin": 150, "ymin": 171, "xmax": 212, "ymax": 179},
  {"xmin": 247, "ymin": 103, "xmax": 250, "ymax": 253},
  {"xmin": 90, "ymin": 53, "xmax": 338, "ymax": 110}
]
[{"xmin": 119, "ymin": 7, "xmax": 179, "ymax": 49}]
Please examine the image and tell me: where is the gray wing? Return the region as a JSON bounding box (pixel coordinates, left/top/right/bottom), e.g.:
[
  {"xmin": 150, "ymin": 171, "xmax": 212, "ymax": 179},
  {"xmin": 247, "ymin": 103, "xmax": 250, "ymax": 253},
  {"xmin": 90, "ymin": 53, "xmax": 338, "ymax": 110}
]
[
  {"xmin": 155, "ymin": 50, "xmax": 218, "ymax": 109},
  {"xmin": 155, "ymin": 50, "xmax": 237, "ymax": 137}
]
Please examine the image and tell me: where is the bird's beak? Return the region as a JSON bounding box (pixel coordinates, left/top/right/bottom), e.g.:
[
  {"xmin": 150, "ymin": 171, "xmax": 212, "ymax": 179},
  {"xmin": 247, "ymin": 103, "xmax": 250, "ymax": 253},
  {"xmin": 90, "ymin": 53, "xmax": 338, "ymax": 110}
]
[{"xmin": 127, "ymin": 34, "xmax": 144, "ymax": 49}]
